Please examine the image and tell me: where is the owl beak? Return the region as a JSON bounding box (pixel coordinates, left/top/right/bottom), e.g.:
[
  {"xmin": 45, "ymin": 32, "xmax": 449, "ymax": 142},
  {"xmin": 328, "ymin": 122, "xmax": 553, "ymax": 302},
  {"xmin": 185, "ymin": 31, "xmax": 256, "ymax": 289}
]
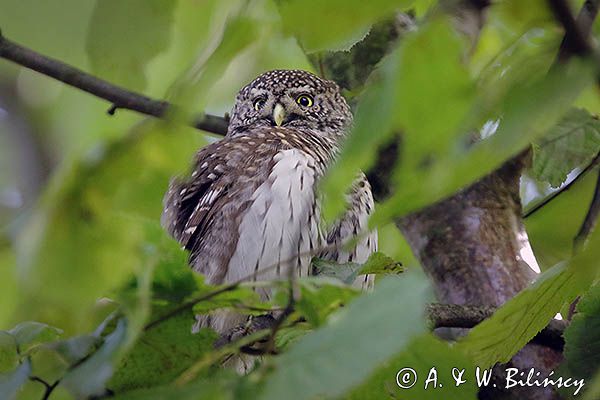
[{"xmin": 273, "ymin": 103, "xmax": 286, "ymax": 127}]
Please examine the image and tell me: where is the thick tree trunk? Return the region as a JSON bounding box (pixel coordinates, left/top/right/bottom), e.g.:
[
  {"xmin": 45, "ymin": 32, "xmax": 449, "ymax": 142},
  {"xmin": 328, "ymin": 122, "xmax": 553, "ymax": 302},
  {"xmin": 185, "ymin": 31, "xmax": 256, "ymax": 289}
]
[{"xmin": 398, "ymin": 154, "xmax": 563, "ymax": 400}]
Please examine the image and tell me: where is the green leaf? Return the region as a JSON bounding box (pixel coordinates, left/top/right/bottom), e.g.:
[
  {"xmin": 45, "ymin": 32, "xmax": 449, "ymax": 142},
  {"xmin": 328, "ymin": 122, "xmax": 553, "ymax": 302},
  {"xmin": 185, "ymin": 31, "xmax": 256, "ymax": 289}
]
[
  {"xmin": 0, "ymin": 321, "xmax": 62, "ymax": 375},
  {"xmin": 191, "ymin": 284, "xmax": 263, "ymax": 315},
  {"xmin": 111, "ymin": 373, "xmax": 241, "ymax": 400},
  {"xmin": 457, "ymin": 229, "xmax": 600, "ymax": 367},
  {"xmin": 260, "ymin": 273, "xmax": 432, "ymax": 400},
  {"xmin": 8, "ymin": 322, "xmax": 63, "ymax": 354},
  {"xmin": 312, "ymin": 259, "xmax": 363, "ymax": 284},
  {"xmin": 45, "ymin": 335, "xmax": 102, "ymax": 366},
  {"xmin": 168, "ymin": 15, "xmax": 259, "ymax": 116},
  {"xmin": 86, "ymin": 0, "xmax": 176, "ymax": 91},
  {"xmin": 0, "ymin": 333, "xmax": 17, "ymax": 373},
  {"xmin": 348, "ymin": 334, "xmax": 478, "ymax": 400},
  {"xmin": 295, "ymin": 277, "xmax": 360, "ymax": 327},
  {"xmin": 525, "ymin": 171, "xmax": 596, "ymax": 268},
  {"xmin": 322, "ymin": 17, "xmax": 475, "ymax": 222},
  {"xmin": 277, "ymin": 0, "xmax": 415, "ymax": 52},
  {"xmin": 0, "ymin": 359, "xmax": 31, "ymax": 400},
  {"xmin": 374, "ymin": 59, "xmax": 595, "ymax": 225},
  {"xmin": 312, "ymin": 252, "xmax": 402, "ymax": 285},
  {"xmin": 60, "ymin": 319, "xmax": 128, "ymax": 398},
  {"xmin": 394, "ymin": 19, "xmax": 474, "ymax": 166},
  {"xmin": 532, "ymin": 108, "xmax": 600, "ymax": 187},
  {"xmin": 320, "ymin": 53, "xmax": 399, "ymax": 221},
  {"xmin": 563, "ymin": 284, "xmax": 600, "ymax": 381},
  {"xmin": 109, "ymin": 309, "xmax": 217, "ymax": 393},
  {"xmin": 15, "ymin": 123, "xmax": 201, "ymax": 333},
  {"xmin": 583, "ymin": 369, "xmax": 600, "ymax": 400},
  {"xmin": 359, "ymin": 252, "xmax": 404, "ymax": 275}
]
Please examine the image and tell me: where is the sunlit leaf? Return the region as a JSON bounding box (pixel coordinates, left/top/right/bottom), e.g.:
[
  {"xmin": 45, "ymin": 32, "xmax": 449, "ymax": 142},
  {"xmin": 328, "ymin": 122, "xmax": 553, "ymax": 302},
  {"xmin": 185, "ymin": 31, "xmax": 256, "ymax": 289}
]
[
  {"xmin": 532, "ymin": 108, "xmax": 600, "ymax": 187},
  {"xmin": 260, "ymin": 273, "xmax": 432, "ymax": 400},
  {"xmin": 359, "ymin": 252, "xmax": 404, "ymax": 275}
]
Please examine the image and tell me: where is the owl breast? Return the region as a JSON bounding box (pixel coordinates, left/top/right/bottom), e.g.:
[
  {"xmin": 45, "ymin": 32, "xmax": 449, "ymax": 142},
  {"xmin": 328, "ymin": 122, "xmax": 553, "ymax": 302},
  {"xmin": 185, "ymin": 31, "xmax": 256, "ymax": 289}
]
[{"xmin": 162, "ymin": 125, "xmax": 376, "ymax": 337}]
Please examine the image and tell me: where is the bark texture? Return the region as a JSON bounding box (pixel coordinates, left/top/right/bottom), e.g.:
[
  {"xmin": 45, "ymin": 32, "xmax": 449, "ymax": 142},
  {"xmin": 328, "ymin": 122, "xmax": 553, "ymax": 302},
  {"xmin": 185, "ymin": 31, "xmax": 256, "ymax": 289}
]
[{"xmin": 398, "ymin": 154, "xmax": 563, "ymax": 400}]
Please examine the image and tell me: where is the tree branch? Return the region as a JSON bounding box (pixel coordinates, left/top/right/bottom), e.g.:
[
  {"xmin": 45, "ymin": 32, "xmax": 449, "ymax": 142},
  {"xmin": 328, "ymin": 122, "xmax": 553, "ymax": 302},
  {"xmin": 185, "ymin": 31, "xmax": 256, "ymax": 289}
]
[
  {"xmin": 0, "ymin": 30, "xmax": 229, "ymax": 136},
  {"xmin": 212, "ymin": 302, "xmax": 566, "ymax": 354},
  {"xmin": 574, "ymin": 168, "xmax": 600, "ymax": 250},
  {"xmin": 549, "ymin": 0, "xmax": 597, "ymax": 62},
  {"xmin": 427, "ymin": 303, "xmax": 566, "ymax": 352},
  {"xmin": 523, "ymin": 151, "xmax": 600, "ymax": 218}
]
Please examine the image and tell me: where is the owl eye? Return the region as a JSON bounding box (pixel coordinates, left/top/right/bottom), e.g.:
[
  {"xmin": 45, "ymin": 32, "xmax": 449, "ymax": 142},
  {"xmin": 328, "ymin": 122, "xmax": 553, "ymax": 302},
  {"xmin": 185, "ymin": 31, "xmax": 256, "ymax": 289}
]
[
  {"xmin": 296, "ymin": 94, "xmax": 313, "ymax": 107},
  {"xmin": 253, "ymin": 97, "xmax": 266, "ymax": 111}
]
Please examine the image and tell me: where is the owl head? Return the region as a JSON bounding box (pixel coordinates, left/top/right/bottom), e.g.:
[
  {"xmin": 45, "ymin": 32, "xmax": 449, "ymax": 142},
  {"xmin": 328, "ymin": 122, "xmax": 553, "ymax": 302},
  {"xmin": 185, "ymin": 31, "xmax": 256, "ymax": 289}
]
[{"xmin": 227, "ymin": 70, "xmax": 352, "ymax": 138}]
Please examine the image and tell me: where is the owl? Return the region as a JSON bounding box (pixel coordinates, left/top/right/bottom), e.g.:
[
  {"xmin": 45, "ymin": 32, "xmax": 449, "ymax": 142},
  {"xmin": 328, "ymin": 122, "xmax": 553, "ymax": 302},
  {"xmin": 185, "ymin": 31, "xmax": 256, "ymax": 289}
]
[{"xmin": 162, "ymin": 69, "xmax": 377, "ymax": 346}]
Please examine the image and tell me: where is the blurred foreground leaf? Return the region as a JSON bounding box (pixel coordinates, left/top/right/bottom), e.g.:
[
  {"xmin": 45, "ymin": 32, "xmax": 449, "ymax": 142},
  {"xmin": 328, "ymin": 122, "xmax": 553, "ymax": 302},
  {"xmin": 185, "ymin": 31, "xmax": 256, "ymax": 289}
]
[
  {"xmin": 457, "ymin": 228, "xmax": 600, "ymax": 367},
  {"xmin": 322, "ymin": 17, "xmax": 475, "ymax": 221},
  {"xmin": 86, "ymin": 0, "xmax": 176, "ymax": 91},
  {"xmin": 349, "ymin": 334, "xmax": 477, "ymax": 399},
  {"xmin": 0, "ymin": 359, "xmax": 31, "ymax": 400},
  {"xmin": 60, "ymin": 319, "xmax": 128, "ymax": 398},
  {"xmin": 260, "ymin": 272, "xmax": 432, "ymax": 400},
  {"xmin": 15, "ymin": 123, "xmax": 200, "ymax": 333},
  {"xmin": 374, "ymin": 59, "xmax": 595, "ymax": 225},
  {"xmin": 278, "ymin": 0, "xmax": 415, "ymax": 52}
]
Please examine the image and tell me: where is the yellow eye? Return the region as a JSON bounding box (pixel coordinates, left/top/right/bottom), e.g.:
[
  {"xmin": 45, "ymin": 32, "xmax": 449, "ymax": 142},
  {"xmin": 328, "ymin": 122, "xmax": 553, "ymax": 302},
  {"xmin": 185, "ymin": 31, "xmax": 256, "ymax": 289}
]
[
  {"xmin": 253, "ymin": 97, "xmax": 266, "ymax": 111},
  {"xmin": 296, "ymin": 94, "xmax": 313, "ymax": 107}
]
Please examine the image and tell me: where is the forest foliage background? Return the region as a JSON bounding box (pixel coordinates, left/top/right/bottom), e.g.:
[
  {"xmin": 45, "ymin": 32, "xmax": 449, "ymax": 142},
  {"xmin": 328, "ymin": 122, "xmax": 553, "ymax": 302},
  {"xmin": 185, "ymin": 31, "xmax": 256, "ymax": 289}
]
[{"xmin": 0, "ymin": 0, "xmax": 599, "ymax": 399}]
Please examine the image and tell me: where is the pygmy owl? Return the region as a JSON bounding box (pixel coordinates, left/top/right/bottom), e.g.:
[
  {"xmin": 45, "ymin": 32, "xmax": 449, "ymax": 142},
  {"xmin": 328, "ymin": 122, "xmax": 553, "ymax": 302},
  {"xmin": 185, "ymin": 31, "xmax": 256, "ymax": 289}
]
[{"xmin": 162, "ymin": 69, "xmax": 377, "ymax": 354}]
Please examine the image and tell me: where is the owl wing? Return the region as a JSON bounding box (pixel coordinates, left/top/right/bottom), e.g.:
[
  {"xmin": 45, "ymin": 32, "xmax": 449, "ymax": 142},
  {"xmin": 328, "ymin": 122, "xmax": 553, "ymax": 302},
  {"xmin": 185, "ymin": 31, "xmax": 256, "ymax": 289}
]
[
  {"xmin": 320, "ymin": 173, "xmax": 377, "ymax": 290},
  {"xmin": 162, "ymin": 131, "xmax": 323, "ymax": 288}
]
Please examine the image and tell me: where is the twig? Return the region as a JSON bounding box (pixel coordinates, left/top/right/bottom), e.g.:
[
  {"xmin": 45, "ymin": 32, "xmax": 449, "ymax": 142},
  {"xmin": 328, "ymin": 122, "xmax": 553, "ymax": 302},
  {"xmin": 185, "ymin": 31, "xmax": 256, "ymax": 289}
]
[
  {"xmin": 548, "ymin": 0, "xmax": 595, "ymax": 59},
  {"xmin": 0, "ymin": 30, "xmax": 229, "ymax": 136},
  {"xmin": 143, "ymin": 241, "xmax": 342, "ymax": 331},
  {"xmin": 574, "ymin": 169, "xmax": 600, "ymax": 251},
  {"xmin": 29, "ymin": 376, "xmax": 59, "ymax": 400},
  {"xmin": 523, "ymin": 151, "xmax": 600, "ymax": 218},
  {"xmin": 552, "ymin": 0, "xmax": 599, "ymax": 63},
  {"xmin": 143, "ymin": 284, "xmax": 238, "ymax": 331}
]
